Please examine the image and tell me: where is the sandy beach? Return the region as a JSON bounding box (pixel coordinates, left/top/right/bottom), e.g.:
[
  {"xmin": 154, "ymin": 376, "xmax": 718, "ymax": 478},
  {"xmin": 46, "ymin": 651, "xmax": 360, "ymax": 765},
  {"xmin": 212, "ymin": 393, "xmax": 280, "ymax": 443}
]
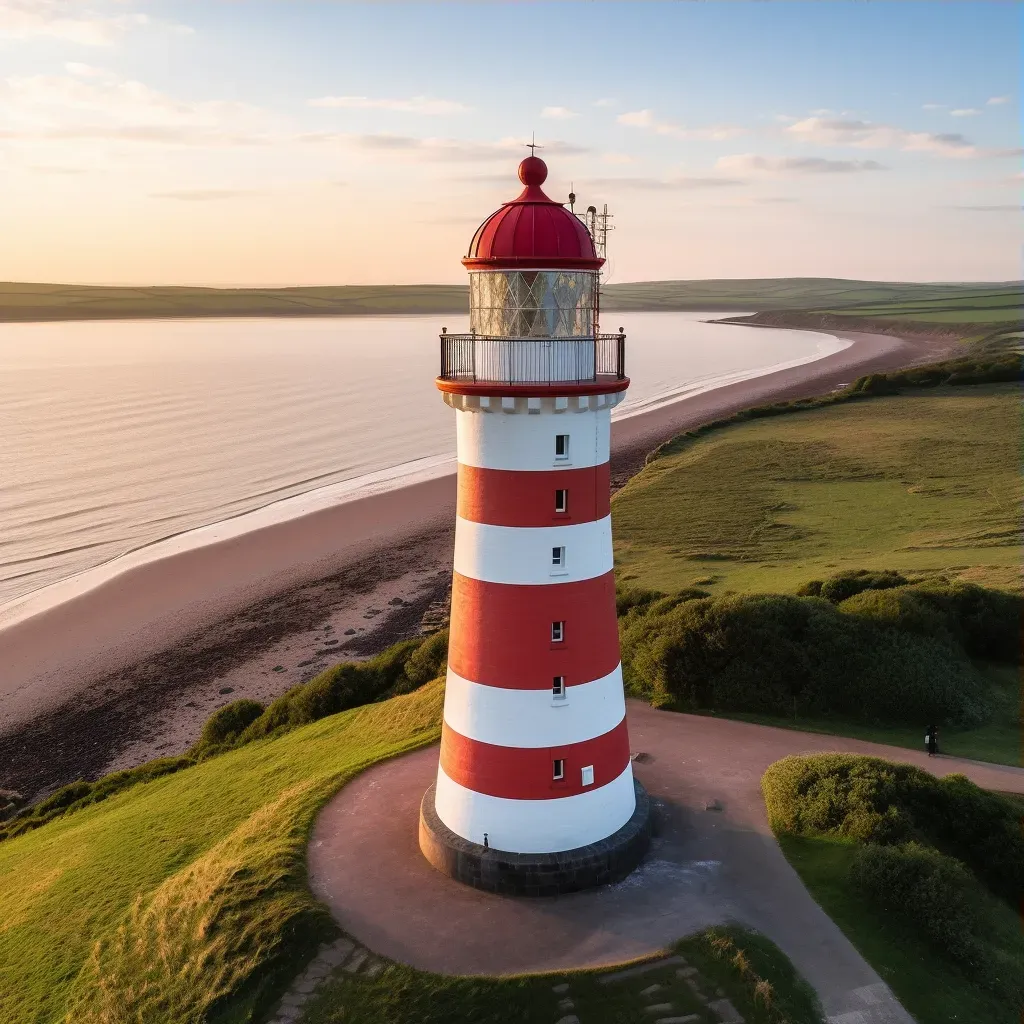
[{"xmin": 0, "ymin": 327, "xmax": 957, "ymax": 799}]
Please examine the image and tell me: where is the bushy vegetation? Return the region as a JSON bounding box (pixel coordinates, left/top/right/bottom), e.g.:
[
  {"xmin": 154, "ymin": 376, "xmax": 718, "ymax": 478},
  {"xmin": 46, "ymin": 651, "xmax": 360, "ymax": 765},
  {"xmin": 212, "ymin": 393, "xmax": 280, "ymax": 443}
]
[
  {"xmin": 766, "ymin": 753, "xmax": 1024, "ymax": 1022},
  {"xmin": 762, "ymin": 754, "xmax": 1024, "ymax": 904},
  {"xmin": 620, "ymin": 589, "xmax": 988, "ymax": 726},
  {"xmin": 849, "ymin": 843, "xmax": 987, "ymax": 964}
]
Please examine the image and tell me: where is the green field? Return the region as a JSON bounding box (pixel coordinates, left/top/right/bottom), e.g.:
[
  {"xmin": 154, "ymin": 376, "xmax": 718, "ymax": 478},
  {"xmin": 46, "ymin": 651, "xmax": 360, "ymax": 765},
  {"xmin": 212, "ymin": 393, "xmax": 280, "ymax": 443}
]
[
  {"xmin": 612, "ymin": 384, "xmax": 1020, "ymax": 597},
  {"xmin": 1, "ymin": 277, "xmax": 1017, "ymax": 322}
]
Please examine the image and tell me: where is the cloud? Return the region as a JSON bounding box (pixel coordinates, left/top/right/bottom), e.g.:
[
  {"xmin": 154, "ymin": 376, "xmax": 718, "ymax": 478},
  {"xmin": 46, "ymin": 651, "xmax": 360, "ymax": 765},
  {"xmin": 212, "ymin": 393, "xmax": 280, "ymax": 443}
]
[
  {"xmin": 950, "ymin": 108, "xmax": 980, "ymax": 117},
  {"xmin": 601, "ymin": 152, "xmax": 633, "ymax": 165},
  {"xmin": 541, "ymin": 106, "xmax": 577, "ymax": 120},
  {"xmin": 987, "ymin": 95, "xmax": 1011, "ymax": 106},
  {"xmin": 308, "ymin": 95, "xmax": 470, "ymax": 115},
  {"xmin": 581, "ymin": 175, "xmax": 742, "ymax": 191},
  {"xmin": 150, "ymin": 189, "xmax": 264, "ymax": 201},
  {"xmin": 949, "ymin": 204, "xmax": 1022, "ymax": 212},
  {"xmin": 593, "ymin": 98, "xmax": 616, "ymax": 108},
  {"xmin": 785, "ymin": 116, "xmax": 993, "ymax": 159},
  {"xmin": 922, "ymin": 103, "xmax": 946, "ymax": 111},
  {"xmin": 298, "ymin": 132, "xmax": 589, "ymax": 162},
  {"xmin": 0, "ymin": 70, "xmax": 271, "ymax": 148},
  {"xmin": 0, "ymin": 1, "xmax": 191, "ymax": 45},
  {"xmin": 717, "ymin": 153, "xmax": 887, "ymax": 175},
  {"xmin": 617, "ymin": 108, "xmax": 745, "ymax": 141}
]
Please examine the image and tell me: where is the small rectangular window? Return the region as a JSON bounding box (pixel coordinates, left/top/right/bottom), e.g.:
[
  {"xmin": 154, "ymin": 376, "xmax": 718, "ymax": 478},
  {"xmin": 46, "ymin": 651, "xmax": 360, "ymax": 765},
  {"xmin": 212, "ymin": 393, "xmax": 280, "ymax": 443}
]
[
  {"xmin": 555, "ymin": 489, "xmax": 568, "ymax": 513},
  {"xmin": 551, "ymin": 620, "xmax": 564, "ymax": 643},
  {"xmin": 552, "ymin": 676, "xmax": 566, "ymax": 699},
  {"xmin": 581, "ymin": 765, "xmax": 595, "ymax": 787},
  {"xmin": 551, "ymin": 546, "xmax": 565, "ymax": 567},
  {"xmin": 554, "ymin": 434, "xmax": 569, "ymax": 459},
  {"xmin": 552, "ymin": 759, "xmax": 565, "ymax": 781}
]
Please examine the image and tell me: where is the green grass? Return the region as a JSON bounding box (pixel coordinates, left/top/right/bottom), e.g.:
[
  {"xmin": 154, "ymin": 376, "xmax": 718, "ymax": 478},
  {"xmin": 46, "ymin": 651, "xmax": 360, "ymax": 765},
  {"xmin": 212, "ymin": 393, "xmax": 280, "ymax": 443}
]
[
  {"xmin": 0, "ymin": 681, "xmax": 445, "ymax": 1024},
  {"xmin": 2, "ymin": 278, "xmax": 1017, "ymax": 321},
  {"xmin": 778, "ymin": 834, "xmax": 1020, "ymax": 1024},
  {"xmin": 612, "ymin": 385, "xmax": 1021, "ymax": 597},
  {"xmin": 303, "ymin": 925, "xmax": 823, "ymax": 1024},
  {"xmin": 704, "ymin": 663, "xmax": 1019, "ymax": 767}
]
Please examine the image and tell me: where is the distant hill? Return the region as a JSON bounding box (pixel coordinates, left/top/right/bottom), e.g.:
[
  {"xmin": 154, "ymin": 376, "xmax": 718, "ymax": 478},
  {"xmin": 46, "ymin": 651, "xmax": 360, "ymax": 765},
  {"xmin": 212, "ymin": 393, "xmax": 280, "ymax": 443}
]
[{"xmin": 0, "ymin": 278, "xmax": 1018, "ymax": 323}]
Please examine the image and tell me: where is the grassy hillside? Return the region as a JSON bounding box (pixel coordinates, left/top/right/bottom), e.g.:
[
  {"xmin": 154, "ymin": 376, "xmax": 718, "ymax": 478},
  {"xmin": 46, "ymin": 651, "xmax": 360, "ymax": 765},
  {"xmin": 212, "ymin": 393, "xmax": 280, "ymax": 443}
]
[
  {"xmin": 601, "ymin": 278, "xmax": 1019, "ymax": 314},
  {"xmin": 0, "ymin": 682, "xmax": 445, "ymax": 1024},
  {"xmin": 0, "ymin": 278, "xmax": 1016, "ymax": 322},
  {"xmin": 611, "ymin": 384, "xmax": 1020, "ymax": 597}
]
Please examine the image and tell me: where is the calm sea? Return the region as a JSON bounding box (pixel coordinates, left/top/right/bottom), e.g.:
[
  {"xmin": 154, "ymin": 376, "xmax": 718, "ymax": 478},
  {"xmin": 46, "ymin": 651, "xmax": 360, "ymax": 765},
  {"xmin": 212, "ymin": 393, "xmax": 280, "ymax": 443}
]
[{"xmin": 0, "ymin": 312, "xmax": 846, "ymax": 608}]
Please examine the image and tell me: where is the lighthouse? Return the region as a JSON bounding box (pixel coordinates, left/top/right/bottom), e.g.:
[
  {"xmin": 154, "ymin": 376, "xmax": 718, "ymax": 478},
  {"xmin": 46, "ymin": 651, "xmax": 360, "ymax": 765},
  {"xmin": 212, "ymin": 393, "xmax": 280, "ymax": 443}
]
[{"xmin": 418, "ymin": 152, "xmax": 651, "ymax": 896}]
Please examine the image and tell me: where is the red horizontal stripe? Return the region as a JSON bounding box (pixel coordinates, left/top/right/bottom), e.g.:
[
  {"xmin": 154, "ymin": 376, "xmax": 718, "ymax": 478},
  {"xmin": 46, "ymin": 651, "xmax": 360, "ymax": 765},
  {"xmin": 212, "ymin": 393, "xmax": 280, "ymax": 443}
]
[
  {"xmin": 440, "ymin": 717, "xmax": 630, "ymax": 800},
  {"xmin": 457, "ymin": 463, "xmax": 610, "ymax": 528},
  {"xmin": 449, "ymin": 571, "xmax": 620, "ymax": 689},
  {"xmin": 436, "ymin": 376, "xmax": 629, "ymax": 399}
]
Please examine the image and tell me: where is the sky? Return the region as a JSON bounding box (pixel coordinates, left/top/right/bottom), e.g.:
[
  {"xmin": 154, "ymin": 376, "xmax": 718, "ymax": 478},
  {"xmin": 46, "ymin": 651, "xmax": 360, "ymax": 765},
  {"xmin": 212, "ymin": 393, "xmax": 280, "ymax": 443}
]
[{"xmin": 0, "ymin": 1, "xmax": 1019, "ymax": 286}]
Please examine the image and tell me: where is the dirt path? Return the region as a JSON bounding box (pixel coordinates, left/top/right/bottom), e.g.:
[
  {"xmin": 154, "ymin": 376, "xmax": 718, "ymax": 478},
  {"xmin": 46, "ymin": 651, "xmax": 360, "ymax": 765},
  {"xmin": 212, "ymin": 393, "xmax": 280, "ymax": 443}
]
[{"xmin": 308, "ymin": 703, "xmax": 1023, "ymax": 1023}]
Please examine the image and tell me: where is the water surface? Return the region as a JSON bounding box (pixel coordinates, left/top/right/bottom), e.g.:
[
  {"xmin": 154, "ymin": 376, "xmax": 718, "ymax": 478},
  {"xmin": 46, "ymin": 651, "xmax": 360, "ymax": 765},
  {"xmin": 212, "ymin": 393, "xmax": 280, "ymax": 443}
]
[{"xmin": 0, "ymin": 312, "xmax": 846, "ymax": 607}]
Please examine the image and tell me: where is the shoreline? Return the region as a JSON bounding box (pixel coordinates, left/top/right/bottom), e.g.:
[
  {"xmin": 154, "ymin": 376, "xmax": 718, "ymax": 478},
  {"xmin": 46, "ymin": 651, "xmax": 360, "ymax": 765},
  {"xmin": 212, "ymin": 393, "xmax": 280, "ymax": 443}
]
[{"xmin": 0, "ymin": 326, "xmax": 958, "ymax": 799}]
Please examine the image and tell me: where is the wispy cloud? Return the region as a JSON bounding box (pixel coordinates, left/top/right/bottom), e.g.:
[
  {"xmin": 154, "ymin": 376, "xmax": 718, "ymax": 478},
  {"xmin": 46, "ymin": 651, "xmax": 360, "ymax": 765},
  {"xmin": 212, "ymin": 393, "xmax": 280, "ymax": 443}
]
[
  {"xmin": 150, "ymin": 189, "xmax": 265, "ymax": 201},
  {"xmin": 718, "ymin": 153, "xmax": 887, "ymax": 174},
  {"xmin": 922, "ymin": 103, "xmax": 946, "ymax": 111},
  {"xmin": 581, "ymin": 174, "xmax": 742, "ymax": 191},
  {"xmin": 949, "ymin": 204, "xmax": 1022, "ymax": 212},
  {"xmin": 987, "ymin": 95, "xmax": 1011, "ymax": 106},
  {"xmin": 0, "ymin": 0, "xmax": 192, "ymax": 46},
  {"xmin": 593, "ymin": 98, "xmax": 616, "ymax": 108},
  {"xmin": 617, "ymin": 108, "xmax": 745, "ymax": 141},
  {"xmin": 0, "ymin": 70, "xmax": 271, "ymax": 148},
  {"xmin": 307, "ymin": 95, "xmax": 470, "ymax": 115},
  {"xmin": 785, "ymin": 116, "xmax": 999, "ymax": 159},
  {"xmin": 298, "ymin": 132, "xmax": 589, "ymax": 162},
  {"xmin": 950, "ymin": 108, "xmax": 980, "ymax": 117},
  {"xmin": 541, "ymin": 106, "xmax": 577, "ymax": 120}
]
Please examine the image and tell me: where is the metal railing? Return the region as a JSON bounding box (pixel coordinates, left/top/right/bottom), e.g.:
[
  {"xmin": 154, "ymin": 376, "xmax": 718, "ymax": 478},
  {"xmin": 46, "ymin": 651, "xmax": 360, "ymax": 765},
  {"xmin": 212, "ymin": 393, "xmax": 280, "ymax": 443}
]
[{"xmin": 439, "ymin": 332, "xmax": 626, "ymax": 385}]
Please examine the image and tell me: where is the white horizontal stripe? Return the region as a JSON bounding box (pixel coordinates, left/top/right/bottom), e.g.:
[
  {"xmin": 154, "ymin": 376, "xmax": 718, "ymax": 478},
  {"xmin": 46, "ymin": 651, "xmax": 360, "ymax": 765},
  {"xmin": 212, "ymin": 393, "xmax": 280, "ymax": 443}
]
[
  {"xmin": 456, "ymin": 405, "xmax": 610, "ymax": 471},
  {"xmin": 453, "ymin": 515, "xmax": 612, "ymax": 585},
  {"xmin": 434, "ymin": 762, "xmax": 636, "ymax": 854},
  {"xmin": 442, "ymin": 665, "xmax": 626, "ymax": 748}
]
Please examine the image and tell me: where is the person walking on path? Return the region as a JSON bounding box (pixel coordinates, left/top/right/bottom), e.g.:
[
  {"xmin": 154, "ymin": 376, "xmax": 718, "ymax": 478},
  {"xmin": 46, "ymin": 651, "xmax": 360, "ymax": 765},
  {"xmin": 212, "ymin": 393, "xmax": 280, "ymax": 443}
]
[{"xmin": 925, "ymin": 724, "xmax": 939, "ymax": 757}]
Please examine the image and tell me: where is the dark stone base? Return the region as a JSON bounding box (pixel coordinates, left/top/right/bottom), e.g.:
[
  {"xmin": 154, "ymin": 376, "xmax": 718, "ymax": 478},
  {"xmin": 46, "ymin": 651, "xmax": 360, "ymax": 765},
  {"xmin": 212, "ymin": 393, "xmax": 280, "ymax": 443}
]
[{"xmin": 418, "ymin": 780, "xmax": 652, "ymax": 897}]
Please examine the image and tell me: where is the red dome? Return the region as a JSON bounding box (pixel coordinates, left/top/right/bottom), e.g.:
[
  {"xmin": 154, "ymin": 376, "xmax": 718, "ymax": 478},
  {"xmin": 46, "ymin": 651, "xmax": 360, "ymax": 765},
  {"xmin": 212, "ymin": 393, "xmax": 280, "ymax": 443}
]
[{"xmin": 463, "ymin": 156, "xmax": 603, "ymax": 271}]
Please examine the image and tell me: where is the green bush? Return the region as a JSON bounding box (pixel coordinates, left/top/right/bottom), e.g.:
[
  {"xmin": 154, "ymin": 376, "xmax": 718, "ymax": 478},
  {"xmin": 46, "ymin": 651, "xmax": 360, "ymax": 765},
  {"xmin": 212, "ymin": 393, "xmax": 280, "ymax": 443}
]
[
  {"xmin": 620, "ymin": 592, "xmax": 985, "ymax": 725},
  {"xmin": 839, "ymin": 581, "xmax": 1021, "ymax": 663},
  {"xmin": 850, "ymin": 842, "xmax": 1024, "ymax": 1001},
  {"xmin": 819, "ymin": 569, "xmax": 908, "ymax": 604},
  {"xmin": 194, "ymin": 698, "xmax": 265, "ymax": 753},
  {"xmin": 239, "ymin": 630, "xmax": 449, "ymax": 744},
  {"xmin": 762, "ymin": 753, "xmax": 1024, "ymax": 904},
  {"xmin": 850, "ymin": 842, "xmax": 984, "ymax": 963}
]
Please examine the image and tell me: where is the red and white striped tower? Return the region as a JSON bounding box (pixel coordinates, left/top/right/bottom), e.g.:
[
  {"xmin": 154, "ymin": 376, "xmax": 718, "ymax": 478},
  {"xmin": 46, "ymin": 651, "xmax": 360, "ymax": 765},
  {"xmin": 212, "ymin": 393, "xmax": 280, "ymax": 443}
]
[{"xmin": 419, "ymin": 153, "xmax": 650, "ymax": 895}]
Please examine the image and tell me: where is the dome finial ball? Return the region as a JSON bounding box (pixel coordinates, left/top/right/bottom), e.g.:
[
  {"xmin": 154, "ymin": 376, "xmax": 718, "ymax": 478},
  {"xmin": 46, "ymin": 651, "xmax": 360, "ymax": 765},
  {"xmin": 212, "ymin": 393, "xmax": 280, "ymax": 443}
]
[{"xmin": 518, "ymin": 155, "xmax": 547, "ymax": 187}]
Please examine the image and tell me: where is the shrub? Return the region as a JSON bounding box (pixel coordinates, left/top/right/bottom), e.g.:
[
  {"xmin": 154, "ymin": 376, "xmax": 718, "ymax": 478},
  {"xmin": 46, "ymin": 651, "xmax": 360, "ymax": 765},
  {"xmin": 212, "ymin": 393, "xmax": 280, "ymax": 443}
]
[
  {"xmin": 620, "ymin": 592, "xmax": 985, "ymax": 725},
  {"xmin": 850, "ymin": 842, "xmax": 986, "ymax": 964},
  {"xmin": 239, "ymin": 631, "xmax": 449, "ymax": 745},
  {"xmin": 913, "ymin": 582, "xmax": 1021, "ymax": 663},
  {"xmin": 616, "ymin": 585, "xmax": 667, "ymax": 617},
  {"xmin": 838, "ymin": 587, "xmax": 950, "ymax": 639},
  {"xmin": 819, "ymin": 569, "xmax": 907, "ymax": 605},
  {"xmin": 762, "ymin": 754, "xmax": 1024, "ymax": 904},
  {"xmin": 194, "ymin": 698, "xmax": 265, "ymax": 753},
  {"xmin": 795, "ymin": 580, "xmax": 822, "ymax": 597}
]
